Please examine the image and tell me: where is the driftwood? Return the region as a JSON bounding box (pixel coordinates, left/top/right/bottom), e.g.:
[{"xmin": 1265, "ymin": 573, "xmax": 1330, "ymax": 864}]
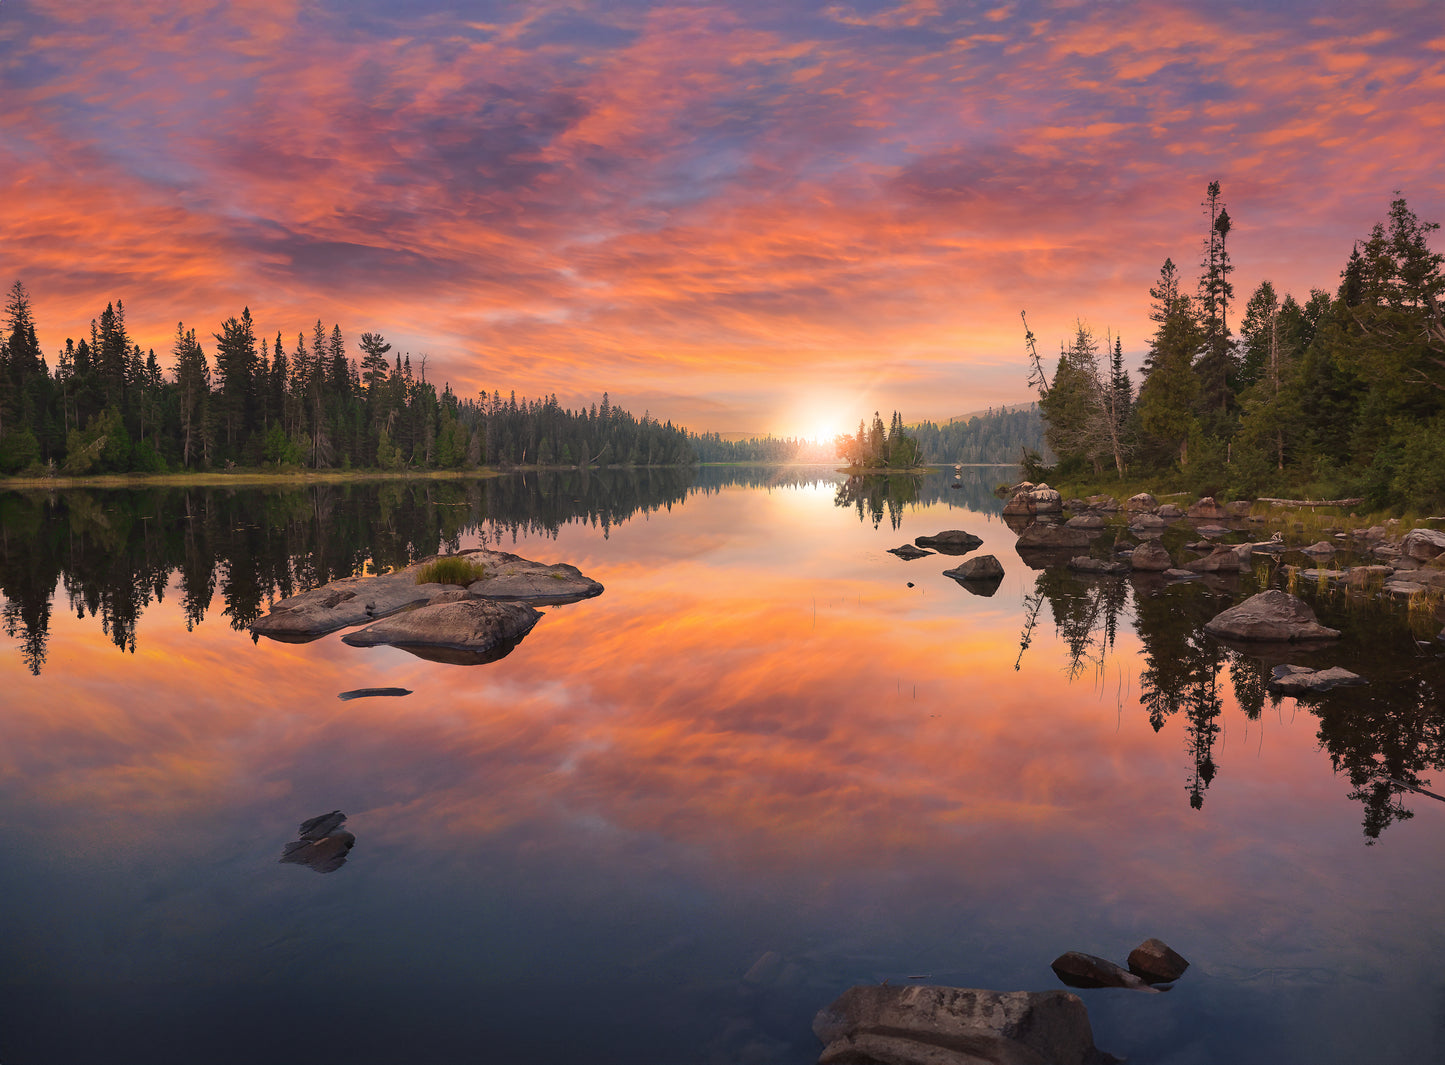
[
  {"xmin": 1376, "ymin": 775, "xmax": 1445, "ymax": 804},
  {"xmin": 1259, "ymin": 497, "xmax": 1365, "ymax": 508}
]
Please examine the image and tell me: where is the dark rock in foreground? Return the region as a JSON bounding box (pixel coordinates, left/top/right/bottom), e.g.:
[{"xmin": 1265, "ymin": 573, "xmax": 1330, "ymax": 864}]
[
  {"xmin": 1268, "ymin": 664, "xmax": 1367, "ymax": 694},
  {"xmin": 945, "ymin": 554, "xmax": 1005, "ymax": 582},
  {"xmin": 1050, "ymin": 951, "xmax": 1162, "ymax": 992},
  {"xmin": 889, "ymin": 544, "xmax": 934, "ymax": 560},
  {"xmin": 1127, "ymin": 939, "xmax": 1189, "ymax": 984},
  {"xmin": 1203, "ymin": 589, "xmax": 1341, "ymax": 641},
  {"xmin": 337, "ymin": 687, "xmax": 413, "ymax": 701},
  {"xmin": 915, "ymin": 530, "xmax": 984, "ymax": 554},
  {"xmin": 341, "ymin": 599, "xmax": 543, "ymax": 663},
  {"xmin": 814, "ymin": 984, "xmax": 1119, "ymax": 1065},
  {"xmin": 281, "ymin": 811, "xmax": 354, "ymax": 874}
]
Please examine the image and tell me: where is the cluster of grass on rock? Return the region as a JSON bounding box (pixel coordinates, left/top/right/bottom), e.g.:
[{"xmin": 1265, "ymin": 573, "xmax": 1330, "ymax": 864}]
[{"xmin": 415, "ymin": 556, "xmax": 486, "ymax": 586}]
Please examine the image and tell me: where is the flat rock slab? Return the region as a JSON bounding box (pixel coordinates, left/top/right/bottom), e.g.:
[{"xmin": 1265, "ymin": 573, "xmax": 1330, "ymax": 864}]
[
  {"xmin": 814, "ymin": 985, "xmax": 1118, "ymax": 1065},
  {"xmin": 1017, "ymin": 525, "xmax": 1092, "ymax": 550},
  {"xmin": 341, "ymin": 599, "xmax": 543, "ymax": 664},
  {"xmin": 1065, "ymin": 515, "xmax": 1107, "ymax": 529},
  {"xmin": 889, "ymin": 544, "xmax": 934, "ymax": 560},
  {"xmin": 251, "ymin": 550, "xmax": 602, "ymax": 640},
  {"xmin": 1268, "ymin": 664, "xmax": 1367, "ymax": 694},
  {"xmin": 1163, "ymin": 569, "xmax": 1201, "ymax": 580},
  {"xmin": 915, "ymin": 530, "xmax": 984, "ymax": 554},
  {"xmin": 1203, "ymin": 589, "xmax": 1341, "ymax": 641}
]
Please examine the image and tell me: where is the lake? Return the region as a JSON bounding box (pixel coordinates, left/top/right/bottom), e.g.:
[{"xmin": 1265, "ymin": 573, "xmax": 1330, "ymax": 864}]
[{"xmin": 2, "ymin": 468, "xmax": 1444, "ymax": 1064}]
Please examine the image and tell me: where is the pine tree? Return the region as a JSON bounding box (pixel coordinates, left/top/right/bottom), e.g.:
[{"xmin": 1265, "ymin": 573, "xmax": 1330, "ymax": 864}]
[{"xmin": 1195, "ymin": 181, "xmax": 1236, "ymax": 418}]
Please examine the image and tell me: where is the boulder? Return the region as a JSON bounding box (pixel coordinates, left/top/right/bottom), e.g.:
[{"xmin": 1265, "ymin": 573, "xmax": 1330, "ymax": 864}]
[
  {"xmin": 1127, "ymin": 940, "xmax": 1189, "ymax": 984},
  {"xmin": 915, "ymin": 530, "xmax": 985, "ymax": 554},
  {"xmin": 945, "ymin": 554, "xmax": 1005, "ymax": 582},
  {"xmin": 1193, "ymin": 524, "xmax": 1231, "ymax": 538},
  {"xmin": 1003, "ymin": 485, "xmax": 1064, "ymax": 516},
  {"xmin": 1130, "ymin": 513, "xmax": 1168, "ymax": 530},
  {"xmin": 250, "ymin": 573, "xmax": 453, "ymax": 640},
  {"xmin": 341, "ymin": 599, "xmax": 543, "ymax": 663},
  {"xmin": 1203, "ymin": 590, "xmax": 1341, "ymax": 641},
  {"xmin": 281, "ymin": 811, "xmax": 354, "ymax": 874},
  {"xmin": 1125, "ymin": 492, "xmax": 1158, "ymax": 512},
  {"xmin": 1185, "ymin": 547, "xmax": 1242, "ymax": 573},
  {"xmin": 889, "ymin": 544, "xmax": 934, "ymax": 560},
  {"xmin": 1402, "ymin": 528, "xmax": 1445, "ymax": 561},
  {"xmin": 1268, "ymin": 664, "xmax": 1367, "ymax": 694},
  {"xmin": 813, "ymin": 985, "xmax": 1118, "ymax": 1065},
  {"xmin": 1065, "ymin": 514, "xmax": 1106, "ymax": 529},
  {"xmin": 1346, "ymin": 565, "xmax": 1394, "ymax": 588},
  {"xmin": 1129, "ymin": 541, "xmax": 1173, "ymax": 571},
  {"xmin": 1156, "ymin": 504, "xmax": 1185, "ymax": 519},
  {"xmin": 1069, "ymin": 556, "xmax": 1129, "ymax": 575},
  {"xmin": 1384, "ymin": 580, "xmax": 1427, "ymax": 599},
  {"xmin": 1163, "ymin": 569, "xmax": 1201, "ymax": 580},
  {"xmin": 1301, "ymin": 541, "xmax": 1336, "ymax": 556},
  {"xmin": 1187, "ymin": 496, "xmax": 1228, "ymax": 520},
  {"xmin": 1050, "ymin": 952, "xmax": 1160, "ymax": 993},
  {"xmin": 1017, "ymin": 524, "xmax": 1092, "ymax": 550}
]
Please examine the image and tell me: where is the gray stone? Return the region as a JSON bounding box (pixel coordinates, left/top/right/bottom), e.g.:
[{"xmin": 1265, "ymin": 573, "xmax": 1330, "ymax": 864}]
[
  {"xmin": 1004, "ymin": 485, "xmax": 1064, "ymax": 516},
  {"xmin": 1127, "ymin": 939, "xmax": 1189, "ymax": 984},
  {"xmin": 1131, "ymin": 513, "xmax": 1168, "ymax": 529},
  {"xmin": 1346, "ymin": 565, "xmax": 1394, "ymax": 588},
  {"xmin": 814, "ymin": 985, "xmax": 1118, "ymax": 1065},
  {"xmin": 1203, "ymin": 590, "xmax": 1341, "ymax": 641},
  {"xmin": 915, "ymin": 530, "xmax": 985, "ymax": 554},
  {"xmin": 1129, "ymin": 541, "xmax": 1173, "ymax": 571},
  {"xmin": 341, "ymin": 599, "xmax": 543, "ymax": 662},
  {"xmin": 1050, "ymin": 952, "xmax": 1160, "ymax": 993},
  {"xmin": 1187, "ymin": 496, "xmax": 1228, "ymax": 520},
  {"xmin": 945, "ymin": 554, "xmax": 1005, "ymax": 582},
  {"xmin": 1194, "ymin": 524, "xmax": 1231, "ymax": 538},
  {"xmin": 251, "ymin": 573, "xmax": 453, "ymax": 639},
  {"xmin": 1065, "ymin": 515, "xmax": 1106, "ymax": 529},
  {"xmin": 1301, "ymin": 540, "xmax": 1336, "ymax": 556},
  {"xmin": 1268, "ymin": 664, "xmax": 1367, "ymax": 694},
  {"xmin": 890, "ymin": 544, "xmax": 934, "ymax": 560},
  {"xmin": 1185, "ymin": 547, "xmax": 1242, "ymax": 572},
  {"xmin": 1017, "ymin": 524, "xmax": 1092, "ymax": 549},
  {"xmin": 1384, "ymin": 580, "xmax": 1427, "ymax": 598},
  {"xmin": 464, "ymin": 549, "xmax": 604, "ymax": 603},
  {"xmin": 1156, "ymin": 504, "xmax": 1185, "ymax": 519},
  {"xmin": 1163, "ymin": 569, "xmax": 1201, "ymax": 580},
  {"xmin": 1125, "ymin": 492, "xmax": 1158, "ymax": 512},
  {"xmin": 1068, "ymin": 556, "xmax": 1129, "ymax": 575},
  {"xmin": 1402, "ymin": 528, "xmax": 1445, "ymax": 561}
]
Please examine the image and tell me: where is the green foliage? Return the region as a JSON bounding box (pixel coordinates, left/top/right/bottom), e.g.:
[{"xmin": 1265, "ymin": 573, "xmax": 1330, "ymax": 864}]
[
  {"xmin": 415, "ymin": 555, "xmax": 487, "ymax": 586},
  {"xmin": 0, "ymin": 427, "xmax": 40, "ymax": 474}
]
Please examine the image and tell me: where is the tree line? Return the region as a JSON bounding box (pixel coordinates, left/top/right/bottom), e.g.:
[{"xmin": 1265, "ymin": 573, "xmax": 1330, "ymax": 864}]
[
  {"xmin": 1029, "ymin": 185, "xmax": 1445, "ymax": 508},
  {"xmin": 0, "ymin": 292, "xmax": 694, "ymax": 474}
]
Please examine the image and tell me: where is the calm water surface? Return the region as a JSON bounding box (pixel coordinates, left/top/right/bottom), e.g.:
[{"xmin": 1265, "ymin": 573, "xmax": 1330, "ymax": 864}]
[{"xmin": 2, "ymin": 469, "xmax": 1444, "ymax": 1064}]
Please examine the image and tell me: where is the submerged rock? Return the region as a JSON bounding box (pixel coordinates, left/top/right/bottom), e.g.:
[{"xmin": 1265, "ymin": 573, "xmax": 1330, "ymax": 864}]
[
  {"xmin": 1185, "ymin": 546, "xmax": 1242, "ymax": 572},
  {"xmin": 915, "ymin": 530, "xmax": 984, "ymax": 554},
  {"xmin": 1268, "ymin": 664, "xmax": 1367, "ymax": 694},
  {"xmin": 814, "ymin": 984, "xmax": 1119, "ymax": 1065},
  {"xmin": 1065, "ymin": 514, "xmax": 1106, "ymax": 529},
  {"xmin": 1069, "ymin": 556, "xmax": 1129, "ymax": 575},
  {"xmin": 341, "ymin": 599, "xmax": 543, "ymax": 663},
  {"xmin": 1051, "ymin": 951, "xmax": 1162, "ymax": 992},
  {"xmin": 889, "ymin": 544, "xmax": 934, "ymax": 560},
  {"xmin": 1127, "ymin": 939, "xmax": 1190, "ymax": 984},
  {"xmin": 1302, "ymin": 540, "xmax": 1336, "ymax": 556},
  {"xmin": 1203, "ymin": 590, "xmax": 1341, "ymax": 641}
]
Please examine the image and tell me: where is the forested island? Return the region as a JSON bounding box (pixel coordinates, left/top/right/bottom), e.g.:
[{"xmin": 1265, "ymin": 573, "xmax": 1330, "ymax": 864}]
[{"xmin": 1028, "ymin": 187, "xmax": 1445, "ymax": 512}]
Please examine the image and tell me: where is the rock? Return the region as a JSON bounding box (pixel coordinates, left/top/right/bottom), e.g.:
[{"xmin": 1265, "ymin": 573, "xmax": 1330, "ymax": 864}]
[
  {"xmin": 813, "ymin": 985, "xmax": 1118, "ymax": 1065},
  {"xmin": 1003, "ymin": 485, "xmax": 1063, "ymax": 516},
  {"xmin": 1194, "ymin": 524, "xmax": 1231, "ymax": 538},
  {"xmin": 463, "ymin": 549, "xmax": 604, "ymax": 603},
  {"xmin": 1402, "ymin": 528, "xmax": 1445, "ymax": 561},
  {"xmin": 1185, "ymin": 546, "xmax": 1242, "ymax": 572},
  {"xmin": 1163, "ymin": 569, "xmax": 1201, "ymax": 580},
  {"xmin": 1232, "ymin": 543, "xmax": 1257, "ymax": 565},
  {"xmin": 1365, "ymin": 524, "xmax": 1389, "ymax": 540},
  {"xmin": 915, "ymin": 530, "xmax": 984, "ymax": 554},
  {"xmin": 1268, "ymin": 664, "xmax": 1367, "ymax": 694},
  {"xmin": 297, "ymin": 810, "xmax": 347, "ymax": 840},
  {"xmin": 281, "ymin": 811, "xmax": 354, "ymax": 874},
  {"xmin": 945, "ymin": 554, "xmax": 1005, "ymax": 581},
  {"xmin": 1299, "ymin": 569, "xmax": 1346, "ymax": 583},
  {"xmin": 1129, "ymin": 541, "xmax": 1173, "ymax": 571},
  {"xmin": 1065, "ymin": 514, "xmax": 1106, "ymax": 529},
  {"xmin": 1050, "ymin": 951, "xmax": 1161, "ymax": 992},
  {"xmin": 251, "ymin": 573, "xmax": 454, "ymax": 640},
  {"xmin": 1156, "ymin": 503, "xmax": 1184, "ymax": 519},
  {"xmin": 341, "ymin": 599, "xmax": 543, "ymax": 663},
  {"xmin": 1203, "ymin": 589, "xmax": 1341, "ymax": 641},
  {"xmin": 1384, "ymin": 580, "xmax": 1427, "ymax": 598},
  {"xmin": 1127, "ymin": 939, "xmax": 1189, "ymax": 984},
  {"xmin": 889, "ymin": 544, "xmax": 934, "ymax": 560},
  {"xmin": 337, "ymin": 687, "xmax": 413, "ymax": 701},
  {"xmin": 1346, "ymin": 565, "xmax": 1394, "ymax": 588},
  {"xmin": 1131, "ymin": 513, "xmax": 1168, "ymax": 530},
  {"xmin": 1087, "ymin": 495, "xmax": 1120, "ymax": 511},
  {"xmin": 1069, "ymin": 556, "xmax": 1129, "ymax": 575},
  {"xmin": 1125, "ymin": 492, "xmax": 1158, "ymax": 512},
  {"xmin": 1187, "ymin": 496, "xmax": 1228, "ymax": 519},
  {"xmin": 1017, "ymin": 524, "xmax": 1092, "ymax": 550},
  {"xmin": 1301, "ymin": 540, "xmax": 1336, "ymax": 556}
]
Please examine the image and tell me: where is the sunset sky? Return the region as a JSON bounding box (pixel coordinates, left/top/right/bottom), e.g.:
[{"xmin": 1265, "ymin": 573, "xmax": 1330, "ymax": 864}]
[{"xmin": 3, "ymin": 0, "xmax": 1443, "ymax": 438}]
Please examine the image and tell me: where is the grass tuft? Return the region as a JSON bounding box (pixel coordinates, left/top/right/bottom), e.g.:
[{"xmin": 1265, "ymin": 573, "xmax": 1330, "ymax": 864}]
[{"xmin": 415, "ymin": 556, "xmax": 487, "ymax": 586}]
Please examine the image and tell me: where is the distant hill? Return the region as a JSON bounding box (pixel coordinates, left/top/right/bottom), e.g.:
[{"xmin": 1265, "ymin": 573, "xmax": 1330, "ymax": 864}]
[{"xmin": 942, "ymin": 401, "xmax": 1038, "ymax": 424}]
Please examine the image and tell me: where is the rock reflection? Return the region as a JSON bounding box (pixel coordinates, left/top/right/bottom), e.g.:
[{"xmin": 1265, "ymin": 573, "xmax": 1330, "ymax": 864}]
[{"xmin": 280, "ymin": 810, "xmax": 355, "ymax": 873}]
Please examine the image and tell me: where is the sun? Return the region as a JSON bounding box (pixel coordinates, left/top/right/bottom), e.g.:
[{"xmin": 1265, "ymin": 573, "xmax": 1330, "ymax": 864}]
[{"xmin": 787, "ymin": 395, "xmax": 856, "ymax": 442}]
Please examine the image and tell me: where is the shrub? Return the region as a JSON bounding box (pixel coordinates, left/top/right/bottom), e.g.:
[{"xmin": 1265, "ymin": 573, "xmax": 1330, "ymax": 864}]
[{"xmin": 415, "ymin": 556, "xmax": 486, "ymax": 585}]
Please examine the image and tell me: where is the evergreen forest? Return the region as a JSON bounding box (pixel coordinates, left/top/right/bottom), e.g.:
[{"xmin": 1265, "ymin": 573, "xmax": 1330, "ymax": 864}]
[{"xmin": 1030, "ymin": 186, "xmax": 1445, "ymax": 510}]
